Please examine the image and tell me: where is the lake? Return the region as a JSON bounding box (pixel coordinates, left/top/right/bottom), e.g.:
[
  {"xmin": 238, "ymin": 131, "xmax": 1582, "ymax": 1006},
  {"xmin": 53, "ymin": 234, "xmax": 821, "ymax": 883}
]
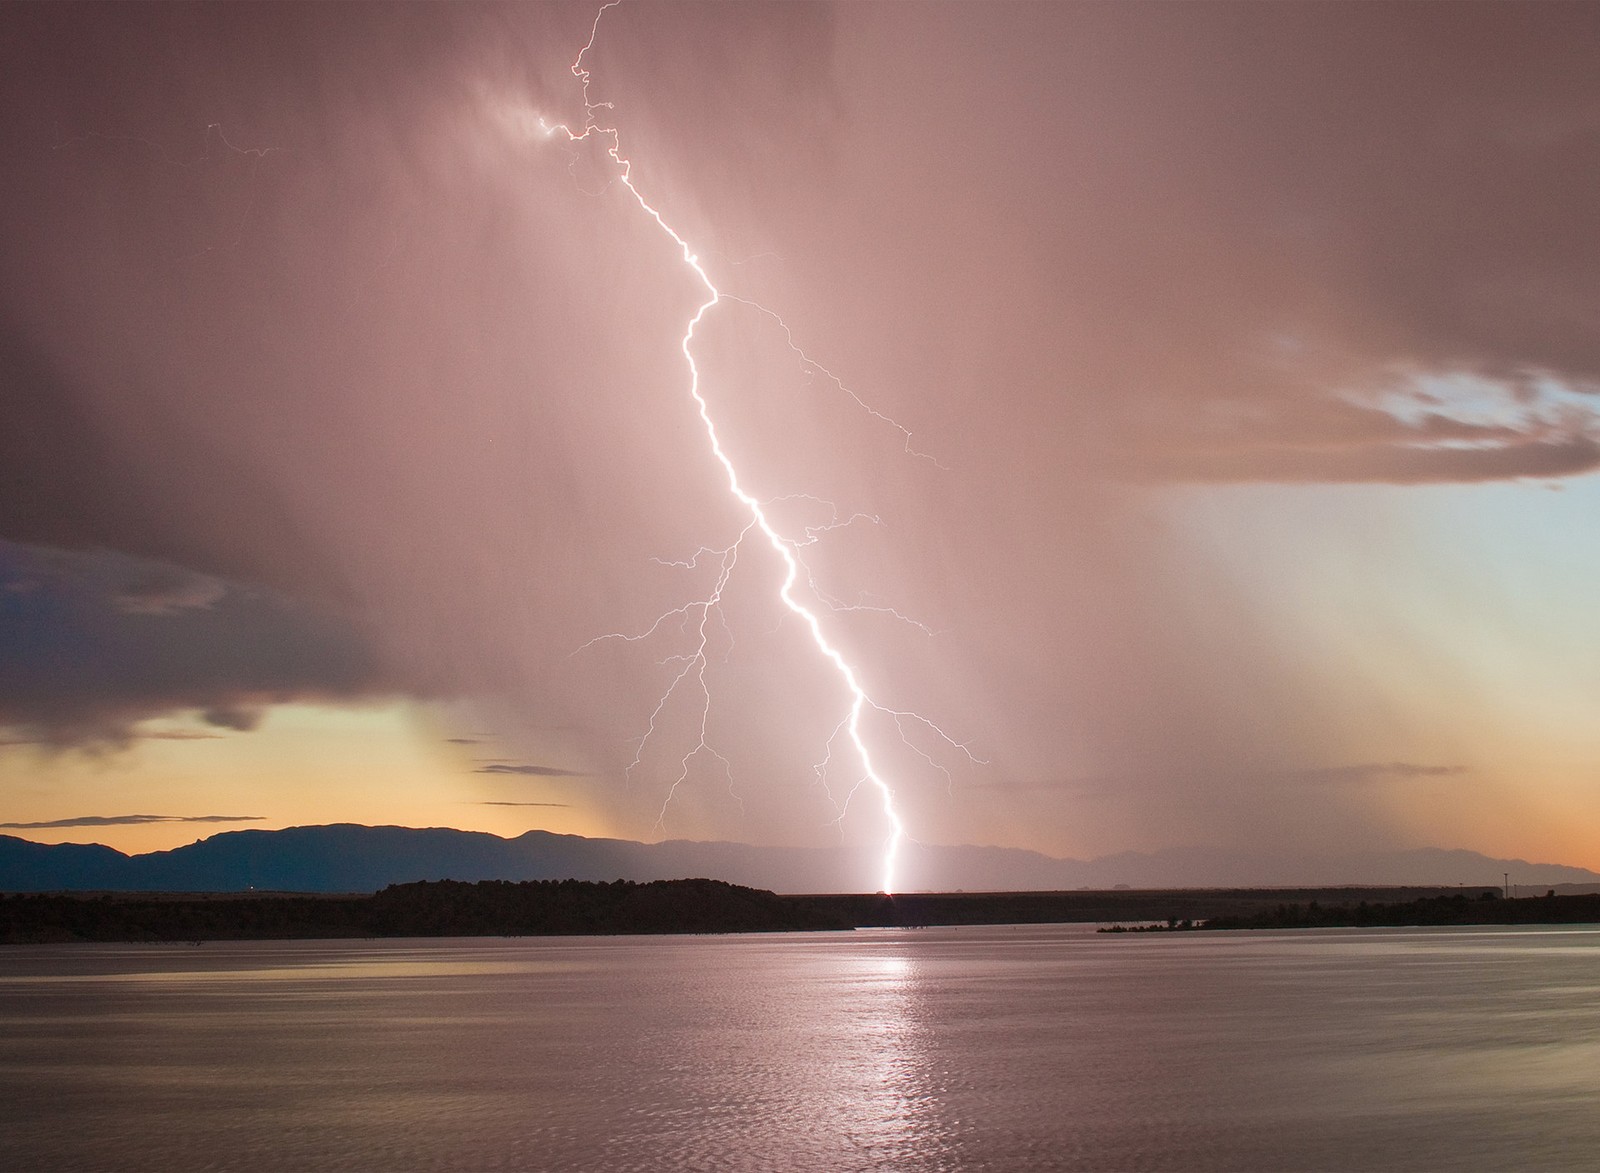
[{"xmin": 3, "ymin": 923, "xmax": 1599, "ymax": 1170}]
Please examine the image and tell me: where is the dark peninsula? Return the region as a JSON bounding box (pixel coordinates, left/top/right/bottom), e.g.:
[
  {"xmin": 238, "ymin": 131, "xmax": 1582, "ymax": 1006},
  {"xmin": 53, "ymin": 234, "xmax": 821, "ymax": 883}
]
[{"xmin": 1197, "ymin": 889, "xmax": 1600, "ymax": 930}]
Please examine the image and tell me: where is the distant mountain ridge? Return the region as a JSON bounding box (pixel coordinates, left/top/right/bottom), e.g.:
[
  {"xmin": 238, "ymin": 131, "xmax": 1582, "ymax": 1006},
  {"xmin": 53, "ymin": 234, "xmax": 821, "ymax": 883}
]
[{"xmin": 3, "ymin": 824, "xmax": 1597, "ymax": 894}]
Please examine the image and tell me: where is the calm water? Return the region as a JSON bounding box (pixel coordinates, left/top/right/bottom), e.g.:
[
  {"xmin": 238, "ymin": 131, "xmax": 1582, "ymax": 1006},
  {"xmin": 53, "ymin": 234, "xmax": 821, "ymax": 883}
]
[{"xmin": 4, "ymin": 923, "xmax": 1599, "ymax": 1171}]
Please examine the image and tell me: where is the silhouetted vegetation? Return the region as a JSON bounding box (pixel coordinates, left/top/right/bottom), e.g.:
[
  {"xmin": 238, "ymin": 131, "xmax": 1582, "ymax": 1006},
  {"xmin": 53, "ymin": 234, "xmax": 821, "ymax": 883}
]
[
  {"xmin": 1100, "ymin": 919, "xmax": 1200, "ymax": 933},
  {"xmin": 363, "ymin": 878, "xmax": 855, "ymax": 937},
  {"xmin": 8, "ymin": 882, "xmax": 1591, "ymax": 944},
  {"xmin": 1200, "ymin": 890, "xmax": 1600, "ymax": 930},
  {"xmin": 0, "ymin": 879, "xmax": 853, "ymax": 944}
]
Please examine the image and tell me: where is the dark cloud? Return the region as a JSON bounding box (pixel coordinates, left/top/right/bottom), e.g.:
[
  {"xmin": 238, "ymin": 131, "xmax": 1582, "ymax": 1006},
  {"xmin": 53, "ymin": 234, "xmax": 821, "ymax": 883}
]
[
  {"xmin": 0, "ymin": 729, "xmax": 225, "ymax": 747},
  {"xmin": 1119, "ymin": 384, "xmax": 1600, "ymax": 484},
  {"xmin": 1290, "ymin": 763, "xmax": 1469, "ymax": 786},
  {"xmin": 801, "ymin": 2, "xmax": 1600, "ymax": 491},
  {"xmin": 0, "ymin": 540, "xmax": 396, "ymax": 748},
  {"xmin": 200, "ymin": 706, "xmax": 266, "ymax": 733},
  {"xmin": 964, "ymin": 763, "xmax": 1467, "ymax": 795},
  {"xmin": 475, "ymin": 764, "xmax": 586, "ymax": 778},
  {"xmin": 110, "ymin": 566, "xmax": 227, "ymax": 616},
  {"xmin": 0, "ymin": 814, "xmax": 264, "ymax": 829},
  {"xmin": 476, "ymin": 801, "xmax": 572, "ymax": 809},
  {"xmin": 1142, "ymin": 435, "xmax": 1600, "ymax": 486}
]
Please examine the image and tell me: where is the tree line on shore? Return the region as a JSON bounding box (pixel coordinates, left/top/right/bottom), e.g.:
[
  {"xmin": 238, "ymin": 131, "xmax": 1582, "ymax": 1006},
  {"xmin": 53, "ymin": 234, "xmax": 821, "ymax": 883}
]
[
  {"xmin": 7, "ymin": 880, "xmax": 1599, "ymax": 944},
  {"xmin": 1200, "ymin": 889, "xmax": 1600, "ymax": 930},
  {"xmin": 0, "ymin": 879, "xmax": 856, "ymax": 943}
]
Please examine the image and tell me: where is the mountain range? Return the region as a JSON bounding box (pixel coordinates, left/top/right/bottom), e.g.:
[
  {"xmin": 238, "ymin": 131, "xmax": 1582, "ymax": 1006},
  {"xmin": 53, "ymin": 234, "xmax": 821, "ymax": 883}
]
[{"xmin": 3, "ymin": 825, "xmax": 1597, "ymax": 894}]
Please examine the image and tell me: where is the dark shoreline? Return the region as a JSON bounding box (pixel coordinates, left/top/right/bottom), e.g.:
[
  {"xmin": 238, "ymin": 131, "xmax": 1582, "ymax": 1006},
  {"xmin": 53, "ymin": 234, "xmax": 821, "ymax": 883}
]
[
  {"xmin": 1191, "ymin": 889, "xmax": 1600, "ymax": 931},
  {"xmin": 10, "ymin": 879, "xmax": 1595, "ymax": 944}
]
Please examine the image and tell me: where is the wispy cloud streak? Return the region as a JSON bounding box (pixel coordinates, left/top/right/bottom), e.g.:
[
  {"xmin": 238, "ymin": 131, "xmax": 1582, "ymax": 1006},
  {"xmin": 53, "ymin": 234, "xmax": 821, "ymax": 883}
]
[{"xmin": 0, "ymin": 814, "xmax": 264, "ymax": 829}]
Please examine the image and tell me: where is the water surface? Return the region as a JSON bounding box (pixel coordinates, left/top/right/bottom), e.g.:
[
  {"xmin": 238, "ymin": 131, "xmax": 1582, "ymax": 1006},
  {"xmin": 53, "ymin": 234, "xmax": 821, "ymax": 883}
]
[{"xmin": 5, "ymin": 924, "xmax": 1599, "ymax": 1170}]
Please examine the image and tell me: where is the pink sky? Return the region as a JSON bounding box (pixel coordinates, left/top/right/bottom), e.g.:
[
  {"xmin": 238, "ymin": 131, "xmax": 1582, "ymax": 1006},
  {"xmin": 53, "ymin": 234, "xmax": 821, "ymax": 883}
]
[{"xmin": 2, "ymin": 3, "xmax": 1599, "ymax": 878}]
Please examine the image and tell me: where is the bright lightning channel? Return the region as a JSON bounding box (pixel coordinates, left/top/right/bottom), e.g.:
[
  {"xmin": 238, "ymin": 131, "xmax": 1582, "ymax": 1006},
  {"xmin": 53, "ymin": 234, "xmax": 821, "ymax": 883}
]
[{"xmin": 543, "ymin": 2, "xmax": 956, "ymax": 893}]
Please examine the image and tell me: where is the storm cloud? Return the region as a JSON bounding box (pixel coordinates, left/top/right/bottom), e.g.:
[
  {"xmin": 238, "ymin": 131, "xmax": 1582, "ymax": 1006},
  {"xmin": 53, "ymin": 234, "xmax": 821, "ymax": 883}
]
[
  {"xmin": 1, "ymin": 3, "xmax": 1596, "ymax": 863},
  {"xmin": 0, "ymin": 540, "xmax": 392, "ymax": 747},
  {"xmin": 475, "ymin": 764, "xmax": 587, "ymax": 778}
]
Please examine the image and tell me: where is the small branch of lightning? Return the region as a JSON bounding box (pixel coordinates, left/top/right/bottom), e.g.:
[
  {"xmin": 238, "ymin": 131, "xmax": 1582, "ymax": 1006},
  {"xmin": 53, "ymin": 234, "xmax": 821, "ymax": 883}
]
[
  {"xmin": 52, "ymin": 122, "xmax": 284, "ymax": 256},
  {"xmin": 543, "ymin": 0, "xmax": 971, "ymax": 892},
  {"xmin": 721, "ymin": 294, "xmax": 947, "ymax": 469}
]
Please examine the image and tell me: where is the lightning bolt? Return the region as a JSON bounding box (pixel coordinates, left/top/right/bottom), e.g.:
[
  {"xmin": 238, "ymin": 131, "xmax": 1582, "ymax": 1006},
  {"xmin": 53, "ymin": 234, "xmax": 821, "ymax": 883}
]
[{"xmin": 541, "ymin": 1, "xmax": 975, "ymax": 893}]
